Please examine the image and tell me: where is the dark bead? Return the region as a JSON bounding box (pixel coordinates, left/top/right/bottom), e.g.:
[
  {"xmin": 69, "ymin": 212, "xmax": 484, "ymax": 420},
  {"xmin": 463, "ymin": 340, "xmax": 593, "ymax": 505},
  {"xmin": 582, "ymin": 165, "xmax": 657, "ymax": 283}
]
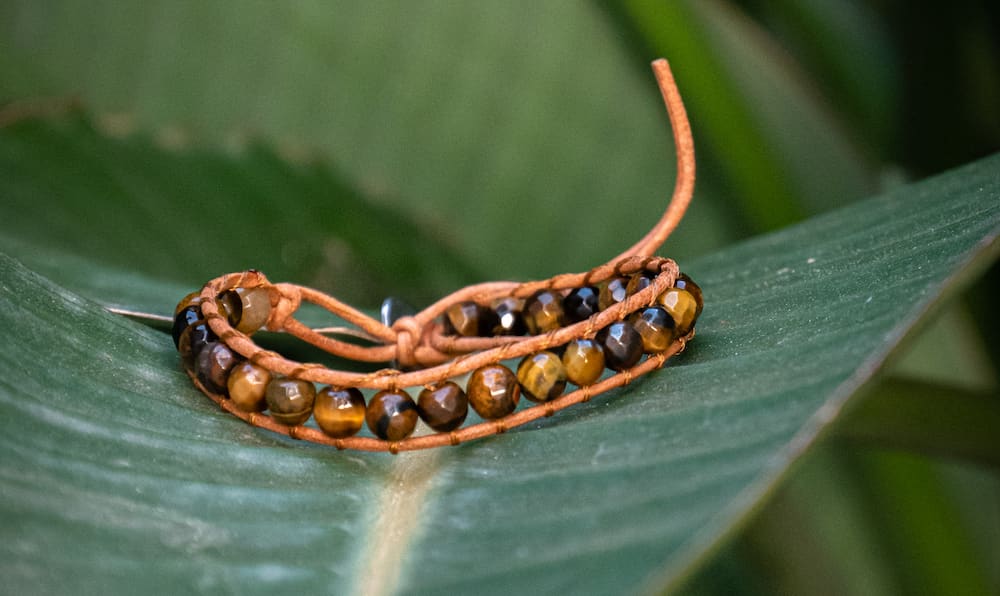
[
  {"xmin": 219, "ymin": 287, "xmax": 271, "ymax": 334},
  {"xmin": 194, "ymin": 341, "xmax": 242, "ymax": 395},
  {"xmin": 265, "ymin": 378, "xmax": 316, "ymax": 426},
  {"xmin": 562, "ymin": 339, "xmax": 605, "ymax": 386},
  {"xmin": 491, "ymin": 297, "xmax": 527, "ymax": 335},
  {"xmin": 380, "ymin": 296, "xmax": 416, "ymax": 327},
  {"xmin": 366, "ymin": 390, "xmax": 418, "ymax": 441},
  {"xmin": 523, "ymin": 291, "xmax": 565, "ymax": 335},
  {"xmin": 598, "ymin": 277, "xmax": 629, "ymax": 310},
  {"xmin": 656, "ymin": 288, "xmax": 699, "ymax": 336},
  {"xmin": 675, "ymin": 273, "xmax": 704, "ymax": 317},
  {"xmin": 227, "ymin": 361, "xmax": 272, "ymax": 412},
  {"xmin": 626, "ymin": 273, "xmax": 654, "ymax": 297},
  {"xmin": 178, "ymin": 321, "xmax": 217, "ymax": 366},
  {"xmin": 516, "ymin": 351, "xmax": 567, "ymax": 402},
  {"xmin": 172, "ymin": 304, "xmax": 203, "ymax": 348},
  {"xmin": 418, "ymin": 382, "xmax": 469, "ymax": 432},
  {"xmin": 174, "ymin": 291, "xmax": 202, "ymax": 316},
  {"xmin": 467, "ymin": 364, "xmax": 520, "ymax": 419},
  {"xmin": 629, "ymin": 307, "xmax": 676, "ymax": 353},
  {"xmin": 315, "ymin": 387, "xmax": 367, "ymax": 438},
  {"xmin": 443, "ymin": 301, "xmax": 497, "ymax": 336},
  {"xmin": 597, "ymin": 322, "xmax": 644, "ymax": 371},
  {"xmin": 563, "ymin": 286, "xmax": 600, "ymax": 323}
]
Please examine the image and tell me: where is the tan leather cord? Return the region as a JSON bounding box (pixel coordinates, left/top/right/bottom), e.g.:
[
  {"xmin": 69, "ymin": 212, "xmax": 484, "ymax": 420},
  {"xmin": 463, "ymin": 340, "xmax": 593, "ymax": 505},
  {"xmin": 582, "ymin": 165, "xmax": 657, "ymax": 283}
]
[{"xmin": 182, "ymin": 59, "xmax": 699, "ymax": 452}]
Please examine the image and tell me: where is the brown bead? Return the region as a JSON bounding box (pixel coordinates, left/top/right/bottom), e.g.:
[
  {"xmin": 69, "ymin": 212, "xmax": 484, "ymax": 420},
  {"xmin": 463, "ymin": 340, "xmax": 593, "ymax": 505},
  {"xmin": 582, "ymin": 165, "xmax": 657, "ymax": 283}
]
[
  {"xmin": 523, "ymin": 291, "xmax": 565, "ymax": 335},
  {"xmin": 178, "ymin": 321, "xmax": 217, "ymax": 366},
  {"xmin": 491, "ymin": 297, "xmax": 527, "ymax": 335},
  {"xmin": 562, "ymin": 339, "xmax": 605, "ymax": 386},
  {"xmin": 598, "ymin": 277, "xmax": 629, "ymax": 310},
  {"xmin": 194, "ymin": 341, "xmax": 242, "ymax": 395},
  {"xmin": 597, "ymin": 322, "xmax": 644, "ymax": 371},
  {"xmin": 563, "ymin": 286, "xmax": 600, "ymax": 323},
  {"xmin": 173, "ymin": 291, "xmax": 203, "ymax": 316},
  {"xmin": 629, "ymin": 307, "xmax": 676, "ymax": 353},
  {"xmin": 219, "ymin": 287, "xmax": 271, "ymax": 334},
  {"xmin": 314, "ymin": 387, "xmax": 366, "ymax": 438},
  {"xmin": 418, "ymin": 382, "xmax": 469, "ymax": 431},
  {"xmin": 675, "ymin": 273, "xmax": 704, "ymax": 317},
  {"xmin": 443, "ymin": 301, "xmax": 497, "ymax": 336},
  {"xmin": 625, "ymin": 273, "xmax": 654, "ymax": 297},
  {"xmin": 172, "ymin": 304, "xmax": 203, "ymax": 348},
  {"xmin": 227, "ymin": 361, "xmax": 272, "ymax": 412},
  {"xmin": 467, "ymin": 364, "xmax": 520, "ymax": 419},
  {"xmin": 517, "ymin": 351, "xmax": 567, "ymax": 402},
  {"xmin": 265, "ymin": 378, "xmax": 316, "ymax": 426},
  {"xmin": 366, "ymin": 390, "xmax": 419, "ymax": 441},
  {"xmin": 656, "ymin": 288, "xmax": 699, "ymax": 336}
]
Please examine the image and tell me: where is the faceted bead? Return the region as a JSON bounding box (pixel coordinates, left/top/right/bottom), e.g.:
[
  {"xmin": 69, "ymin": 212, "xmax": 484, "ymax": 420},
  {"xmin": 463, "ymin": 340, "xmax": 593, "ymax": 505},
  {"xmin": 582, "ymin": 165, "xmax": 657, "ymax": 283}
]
[
  {"xmin": 491, "ymin": 297, "xmax": 527, "ymax": 335},
  {"xmin": 174, "ymin": 291, "xmax": 203, "ymax": 316},
  {"xmin": 417, "ymin": 382, "xmax": 469, "ymax": 432},
  {"xmin": 656, "ymin": 288, "xmax": 699, "ymax": 336},
  {"xmin": 227, "ymin": 362, "xmax": 272, "ymax": 412},
  {"xmin": 178, "ymin": 321, "xmax": 217, "ymax": 366},
  {"xmin": 675, "ymin": 273, "xmax": 704, "ymax": 318},
  {"xmin": 366, "ymin": 389, "xmax": 419, "ymax": 441},
  {"xmin": 563, "ymin": 287, "xmax": 600, "ymax": 323},
  {"xmin": 629, "ymin": 307, "xmax": 676, "ymax": 353},
  {"xmin": 516, "ymin": 351, "xmax": 567, "ymax": 403},
  {"xmin": 172, "ymin": 304, "xmax": 203, "ymax": 348},
  {"xmin": 194, "ymin": 341, "xmax": 242, "ymax": 395},
  {"xmin": 562, "ymin": 339, "xmax": 605, "ymax": 386},
  {"xmin": 597, "ymin": 322, "xmax": 644, "ymax": 371},
  {"xmin": 443, "ymin": 301, "xmax": 498, "ymax": 337},
  {"xmin": 265, "ymin": 378, "xmax": 317, "ymax": 426},
  {"xmin": 314, "ymin": 387, "xmax": 367, "ymax": 438},
  {"xmin": 219, "ymin": 287, "xmax": 271, "ymax": 334},
  {"xmin": 598, "ymin": 277, "xmax": 629, "ymax": 310},
  {"xmin": 467, "ymin": 364, "xmax": 521, "ymax": 419},
  {"xmin": 523, "ymin": 291, "xmax": 565, "ymax": 335}
]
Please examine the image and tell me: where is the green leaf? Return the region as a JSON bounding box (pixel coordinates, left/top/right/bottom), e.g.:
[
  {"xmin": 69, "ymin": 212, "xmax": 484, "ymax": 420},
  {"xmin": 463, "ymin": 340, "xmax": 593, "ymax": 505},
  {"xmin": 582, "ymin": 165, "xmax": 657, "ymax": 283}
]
[{"xmin": 1, "ymin": 150, "xmax": 996, "ymax": 594}]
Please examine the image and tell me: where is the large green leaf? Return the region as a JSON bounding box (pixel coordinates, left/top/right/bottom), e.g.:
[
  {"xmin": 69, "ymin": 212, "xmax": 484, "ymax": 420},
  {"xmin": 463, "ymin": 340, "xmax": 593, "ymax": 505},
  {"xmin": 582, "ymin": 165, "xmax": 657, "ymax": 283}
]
[{"xmin": 1, "ymin": 147, "xmax": 996, "ymax": 594}]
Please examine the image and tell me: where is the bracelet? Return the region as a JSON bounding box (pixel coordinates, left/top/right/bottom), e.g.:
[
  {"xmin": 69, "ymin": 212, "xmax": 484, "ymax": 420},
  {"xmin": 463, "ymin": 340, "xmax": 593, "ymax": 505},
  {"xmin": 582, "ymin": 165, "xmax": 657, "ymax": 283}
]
[{"xmin": 172, "ymin": 58, "xmax": 702, "ymax": 453}]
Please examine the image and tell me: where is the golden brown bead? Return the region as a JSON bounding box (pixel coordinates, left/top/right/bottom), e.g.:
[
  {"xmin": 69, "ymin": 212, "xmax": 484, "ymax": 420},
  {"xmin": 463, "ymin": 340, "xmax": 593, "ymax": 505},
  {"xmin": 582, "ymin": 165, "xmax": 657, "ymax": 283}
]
[
  {"xmin": 517, "ymin": 351, "xmax": 567, "ymax": 402},
  {"xmin": 314, "ymin": 387, "xmax": 366, "ymax": 438},
  {"xmin": 227, "ymin": 362, "xmax": 272, "ymax": 412},
  {"xmin": 629, "ymin": 307, "xmax": 676, "ymax": 353},
  {"xmin": 417, "ymin": 382, "xmax": 468, "ymax": 431},
  {"xmin": 219, "ymin": 287, "xmax": 272, "ymax": 334},
  {"xmin": 194, "ymin": 342, "xmax": 242, "ymax": 395},
  {"xmin": 625, "ymin": 273, "xmax": 654, "ymax": 297},
  {"xmin": 491, "ymin": 297, "xmax": 527, "ymax": 335},
  {"xmin": 598, "ymin": 277, "xmax": 629, "ymax": 310},
  {"xmin": 366, "ymin": 390, "xmax": 419, "ymax": 441},
  {"xmin": 523, "ymin": 291, "xmax": 565, "ymax": 335},
  {"xmin": 467, "ymin": 364, "xmax": 520, "ymax": 419},
  {"xmin": 597, "ymin": 322, "xmax": 644, "ymax": 371},
  {"xmin": 173, "ymin": 291, "xmax": 203, "ymax": 317},
  {"xmin": 443, "ymin": 301, "xmax": 497, "ymax": 336},
  {"xmin": 656, "ymin": 288, "xmax": 699, "ymax": 336},
  {"xmin": 265, "ymin": 378, "xmax": 316, "ymax": 426},
  {"xmin": 675, "ymin": 273, "xmax": 704, "ymax": 317},
  {"xmin": 562, "ymin": 339, "xmax": 605, "ymax": 386}
]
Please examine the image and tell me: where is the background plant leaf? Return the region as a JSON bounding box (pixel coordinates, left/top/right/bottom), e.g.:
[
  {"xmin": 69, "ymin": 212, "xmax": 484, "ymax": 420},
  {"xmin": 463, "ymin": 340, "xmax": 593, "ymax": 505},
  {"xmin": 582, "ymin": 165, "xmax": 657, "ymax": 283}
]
[{"xmin": 1, "ymin": 153, "xmax": 996, "ymax": 594}]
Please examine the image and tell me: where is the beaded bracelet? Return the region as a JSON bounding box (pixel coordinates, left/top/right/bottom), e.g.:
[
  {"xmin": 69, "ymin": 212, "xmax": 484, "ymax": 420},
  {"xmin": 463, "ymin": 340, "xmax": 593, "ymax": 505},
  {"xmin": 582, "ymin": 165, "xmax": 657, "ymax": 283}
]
[{"xmin": 172, "ymin": 59, "xmax": 701, "ymax": 453}]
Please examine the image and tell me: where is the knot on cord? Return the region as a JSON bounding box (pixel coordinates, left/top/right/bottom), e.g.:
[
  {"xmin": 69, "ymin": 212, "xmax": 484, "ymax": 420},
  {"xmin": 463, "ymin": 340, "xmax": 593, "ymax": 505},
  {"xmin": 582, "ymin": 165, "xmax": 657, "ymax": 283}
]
[
  {"xmin": 391, "ymin": 316, "xmax": 425, "ymax": 369},
  {"xmin": 265, "ymin": 283, "xmax": 301, "ymax": 332}
]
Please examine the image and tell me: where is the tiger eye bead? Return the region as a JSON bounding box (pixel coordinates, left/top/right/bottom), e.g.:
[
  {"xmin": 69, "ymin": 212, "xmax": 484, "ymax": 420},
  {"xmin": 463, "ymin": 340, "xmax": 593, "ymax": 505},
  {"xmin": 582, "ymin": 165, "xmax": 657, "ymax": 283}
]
[
  {"xmin": 562, "ymin": 339, "xmax": 605, "ymax": 386},
  {"xmin": 194, "ymin": 342, "xmax": 242, "ymax": 395},
  {"xmin": 517, "ymin": 351, "xmax": 567, "ymax": 402},
  {"xmin": 675, "ymin": 273, "xmax": 704, "ymax": 317},
  {"xmin": 314, "ymin": 387, "xmax": 366, "ymax": 438},
  {"xmin": 563, "ymin": 287, "xmax": 600, "ymax": 323},
  {"xmin": 629, "ymin": 307, "xmax": 676, "ymax": 353},
  {"xmin": 597, "ymin": 322, "xmax": 644, "ymax": 371},
  {"xmin": 172, "ymin": 304, "xmax": 203, "ymax": 348},
  {"xmin": 227, "ymin": 362, "xmax": 272, "ymax": 412},
  {"xmin": 219, "ymin": 287, "xmax": 271, "ymax": 334},
  {"xmin": 443, "ymin": 301, "xmax": 498, "ymax": 337},
  {"xmin": 523, "ymin": 291, "xmax": 565, "ymax": 335},
  {"xmin": 174, "ymin": 291, "xmax": 203, "ymax": 316},
  {"xmin": 366, "ymin": 390, "xmax": 419, "ymax": 441},
  {"xmin": 598, "ymin": 277, "xmax": 629, "ymax": 310},
  {"xmin": 265, "ymin": 378, "xmax": 316, "ymax": 426},
  {"xmin": 467, "ymin": 364, "xmax": 521, "ymax": 419},
  {"xmin": 491, "ymin": 297, "xmax": 527, "ymax": 335},
  {"xmin": 417, "ymin": 382, "xmax": 469, "ymax": 432},
  {"xmin": 178, "ymin": 321, "xmax": 217, "ymax": 366},
  {"xmin": 656, "ymin": 288, "xmax": 699, "ymax": 336},
  {"xmin": 625, "ymin": 273, "xmax": 654, "ymax": 297}
]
